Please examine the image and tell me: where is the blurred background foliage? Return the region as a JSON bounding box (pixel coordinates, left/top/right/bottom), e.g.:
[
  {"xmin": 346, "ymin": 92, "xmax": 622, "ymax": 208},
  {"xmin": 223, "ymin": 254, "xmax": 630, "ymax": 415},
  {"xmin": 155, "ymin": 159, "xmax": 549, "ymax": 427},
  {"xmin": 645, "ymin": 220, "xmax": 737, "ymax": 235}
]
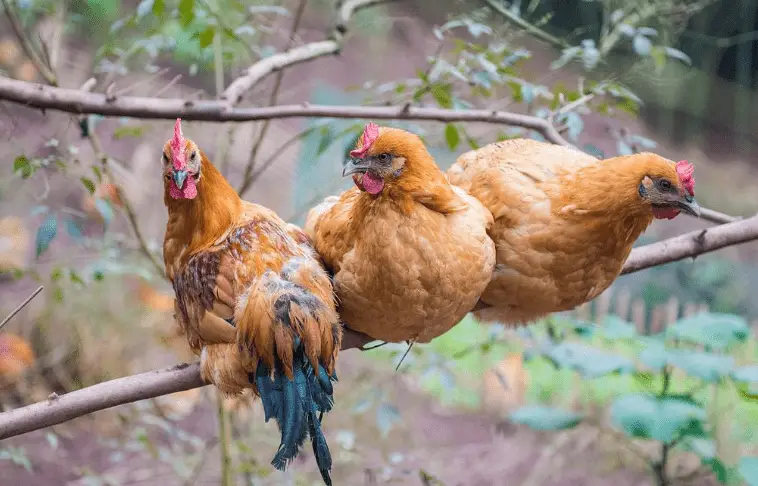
[{"xmin": 0, "ymin": 0, "xmax": 758, "ymax": 485}]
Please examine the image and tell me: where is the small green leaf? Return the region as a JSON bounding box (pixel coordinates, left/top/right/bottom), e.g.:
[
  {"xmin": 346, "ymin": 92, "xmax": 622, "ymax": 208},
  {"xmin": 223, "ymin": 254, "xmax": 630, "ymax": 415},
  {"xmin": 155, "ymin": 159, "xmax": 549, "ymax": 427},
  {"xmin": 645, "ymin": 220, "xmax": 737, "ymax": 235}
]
[
  {"xmin": 669, "ymin": 350, "xmax": 733, "ymax": 383},
  {"xmin": 667, "ymin": 313, "xmax": 749, "ymax": 350},
  {"xmin": 610, "ymin": 394, "xmax": 706, "ymax": 443},
  {"xmin": 198, "ymin": 26, "xmax": 215, "ymax": 48},
  {"xmin": 64, "ymin": 217, "xmax": 85, "ymax": 243},
  {"xmin": 599, "ymin": 315, "xmax": 637, "ymax": 340},
  {"xmin": 13, "ymin": 155, "xmax": 33, "ymax": 179},
  {"xmin": 152, "ymin": 0, "xmax": 165, "ymax": 16},
  {"xmin": 444, "ymin": 124, "xmax": 460, "ymax": 151},
  {"xmin": 46, "ymin": 432, "xmax": 59, "ymax": 450},
  {"xmin": 80, "ymin": 177, "xmax": 96, "ymax": 195},
  {"xmin": 376, "ymin": 403, "xmax": 401, "ymax": 438},
  {"xmin": 510, "ymin": 406, "xmax": 582, "ymax": 431},
  {"xmin": 113, "ymin": 125, "xmax": 146, "ymax": 140},
  {"xmin": 430, "ymin": 83, "xmax": 453, "ymax": 109},
  {"xmin": 95, "ymin": 199, "xmax": 114, "ymax": 228},
  {"xmin": 178, "ymin": 0, "xmax": 195, "ymax": 26},
  {"xmin": 51, "ymin": 267, "xmax": 63, "ymax": 282},
  {"xmin": 35, "ymin": 214, "xmax": 58, "ymax": 258},
  {"xmin": 91, "ymin": 165, "xmax": 103, "ymax": 182},
  {"xmin": 69, "ymin": 270, "xmax": 85, "ymax": 286},
  {"xmin": 52, "ymin": 286, "xmax": 64, "ymax": 302},
  {"xmin": 739, "ymin": 457, "xmax": 758, "ymax": 486}
]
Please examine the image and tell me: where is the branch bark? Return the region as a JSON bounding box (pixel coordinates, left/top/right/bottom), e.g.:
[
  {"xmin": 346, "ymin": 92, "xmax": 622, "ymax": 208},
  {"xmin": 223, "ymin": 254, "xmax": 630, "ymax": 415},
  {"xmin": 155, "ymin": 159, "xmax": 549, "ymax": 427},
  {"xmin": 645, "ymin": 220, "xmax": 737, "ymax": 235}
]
[
  {"xmin": 0, "ymin": 76, "xmax": 570, "ymax": 145},
  {"xmin": 2, "ymin": 214, "xmax": 757, "ymax": 440}
]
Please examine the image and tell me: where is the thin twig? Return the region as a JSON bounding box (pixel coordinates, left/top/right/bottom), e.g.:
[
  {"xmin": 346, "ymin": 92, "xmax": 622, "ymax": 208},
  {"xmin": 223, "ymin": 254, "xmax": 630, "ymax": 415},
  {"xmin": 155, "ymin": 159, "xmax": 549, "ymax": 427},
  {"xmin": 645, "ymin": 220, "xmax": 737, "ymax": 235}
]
[
  {"xmin": 216, "ymin": 390, "xmax": 233, "ymax": 486},
  {"xmin": 222, "ymin": 0, "xmax": 388, "ymax": 105},
  {"xmin": 482, "ymin": 0, "xmax": 570, "ymax": 50},
  {"xmin": 237, "ymin": 0, "xmax": 310, "ymax": 196},
  {"xmin": 0, "ymin": 286, "xmax": 43, "ymax": 331},
  {"xmin": 0, "ymin": 0, "xmax": 58, "ymax": 85}
]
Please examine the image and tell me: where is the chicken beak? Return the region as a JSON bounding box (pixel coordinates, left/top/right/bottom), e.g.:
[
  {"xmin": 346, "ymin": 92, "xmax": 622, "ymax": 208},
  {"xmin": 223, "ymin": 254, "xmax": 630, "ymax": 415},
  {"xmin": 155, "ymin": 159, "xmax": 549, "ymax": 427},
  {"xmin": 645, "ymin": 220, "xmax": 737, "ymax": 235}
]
[
  {"xmin": 173, "ymin": 170, "xmax": 188, "ymax": 189},
  {"xmin": 342, "ymin": 158, "xmax": 372, "ymax": 178},
  {"xmin": 678, "ymin": 195, "xmax": 701, "ymax": 217}
]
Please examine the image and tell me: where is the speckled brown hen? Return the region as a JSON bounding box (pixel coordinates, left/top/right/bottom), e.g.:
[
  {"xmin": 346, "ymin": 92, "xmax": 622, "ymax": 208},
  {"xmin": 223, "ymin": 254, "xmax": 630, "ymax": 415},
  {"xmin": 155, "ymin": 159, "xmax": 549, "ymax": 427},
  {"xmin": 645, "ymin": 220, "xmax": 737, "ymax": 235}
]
[
  {"xmin": 162, "ymin": 119, "xmax": 340, "ymax": 485},
  {"xmin": 305, "ymin": 123, "xmax": 495, "ymax": 344},
  {"xmin": 446, "ymin": 138, "xmax": 700, "ymax": 326}
]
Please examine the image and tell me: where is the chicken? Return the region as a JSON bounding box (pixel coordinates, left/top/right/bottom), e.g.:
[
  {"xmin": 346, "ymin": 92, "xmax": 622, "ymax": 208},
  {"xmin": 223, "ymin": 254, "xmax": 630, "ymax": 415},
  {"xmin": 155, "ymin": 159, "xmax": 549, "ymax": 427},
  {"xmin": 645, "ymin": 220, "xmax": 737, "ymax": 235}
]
[
  {"xmin": 446, "ymin": 138, "xmax": 700, "ymax": 325},
  {"xmin": 304, "ymin": 123, "xmax": 495, "ymax": 345},
  {"xmin": 162, "ymin": 119, "xmax": 341, "ymax": 485},
  {"xmin": 0, "ymin": 333, "xmax": 35, "ymax": 389}
]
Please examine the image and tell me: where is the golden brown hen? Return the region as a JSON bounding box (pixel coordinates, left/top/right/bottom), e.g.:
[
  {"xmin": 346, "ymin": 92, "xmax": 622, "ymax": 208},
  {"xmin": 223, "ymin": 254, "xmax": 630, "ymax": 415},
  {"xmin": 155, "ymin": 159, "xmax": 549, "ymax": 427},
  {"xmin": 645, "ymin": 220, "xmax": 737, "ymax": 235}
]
[
  {"xmin": 447, "ymin": 138, "xmax": 700, "ymax": 325},
  {"xmin": 162, "ymin": 119, "xmax": 341, "ymax": 484},
  {"xmin": 305, "ymin": 123, "xmax": 495, "ymax": 345}
]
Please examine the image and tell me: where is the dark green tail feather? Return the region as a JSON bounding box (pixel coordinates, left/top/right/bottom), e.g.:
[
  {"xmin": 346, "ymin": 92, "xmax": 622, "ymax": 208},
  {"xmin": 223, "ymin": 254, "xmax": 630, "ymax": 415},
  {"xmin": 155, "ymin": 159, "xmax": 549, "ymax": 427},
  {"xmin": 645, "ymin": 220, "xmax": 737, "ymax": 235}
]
[{"xmin": 251, "ymin": 337, "xmax": 336, "ymax": 485}]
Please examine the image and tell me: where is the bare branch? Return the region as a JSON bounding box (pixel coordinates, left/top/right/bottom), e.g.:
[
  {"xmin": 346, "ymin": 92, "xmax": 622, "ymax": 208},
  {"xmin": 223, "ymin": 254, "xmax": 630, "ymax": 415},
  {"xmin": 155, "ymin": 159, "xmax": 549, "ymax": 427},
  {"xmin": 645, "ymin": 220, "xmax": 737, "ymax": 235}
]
[
  {"xmin": 222, "ymin": 0, "xmax": 384, "ymax": 105},
  {"xmin": 0, "ymin": 286, "xmax": 43, "ymax": 331},
  {"xmin": 620, "ymin": 213, "xmax": 758, "ymax": 274},
  {"xmin": 0, "ymin": 76, "xmax": 570, "ymax": 145},
  {"xmin": 3, "ymin": 215, "xmax": 758, "ymax": 439}
]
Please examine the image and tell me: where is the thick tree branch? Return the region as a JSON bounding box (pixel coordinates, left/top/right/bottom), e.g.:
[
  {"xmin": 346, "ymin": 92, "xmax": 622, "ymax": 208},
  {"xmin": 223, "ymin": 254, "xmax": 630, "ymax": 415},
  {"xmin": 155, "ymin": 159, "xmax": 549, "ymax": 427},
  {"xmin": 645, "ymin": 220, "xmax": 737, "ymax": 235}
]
[{"xmin": 2, "ymin": 215, "xmax": 758, "ymax": 440}]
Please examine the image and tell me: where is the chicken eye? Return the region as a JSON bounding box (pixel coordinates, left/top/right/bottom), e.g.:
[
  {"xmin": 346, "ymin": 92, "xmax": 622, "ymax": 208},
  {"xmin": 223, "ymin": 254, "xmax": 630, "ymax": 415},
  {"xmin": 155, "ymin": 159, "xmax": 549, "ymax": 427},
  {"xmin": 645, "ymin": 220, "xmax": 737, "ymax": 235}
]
[
  {"xmin": 377, "ymin": 153, "xmax": 391, "ymax": 163},
  {"xmin": 658, "ymin": 179, "xmax": 672, "ymax": 191},
  {"xmin": 190, "ymin": 151, "xmax": 197, "ymax": 161},
  {"xmin": 162, "ymin": 153, "xmax": 169, "ymax": 163}
]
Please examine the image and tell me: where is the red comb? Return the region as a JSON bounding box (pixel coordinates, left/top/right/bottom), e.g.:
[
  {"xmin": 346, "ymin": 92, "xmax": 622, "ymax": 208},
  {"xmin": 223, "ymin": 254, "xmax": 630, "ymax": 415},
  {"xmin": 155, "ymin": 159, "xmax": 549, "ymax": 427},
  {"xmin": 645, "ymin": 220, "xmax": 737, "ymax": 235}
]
[
  {"xmin": 349, "ymin": 122, "xmax": 380, "ymax": 158},
  {"xmin": 676, "ymin": 160, "xmax": 695, "ymax": 196},
  {"xmin": 171, "ymin": 118, "xmax": 186, "ymax": 170}
]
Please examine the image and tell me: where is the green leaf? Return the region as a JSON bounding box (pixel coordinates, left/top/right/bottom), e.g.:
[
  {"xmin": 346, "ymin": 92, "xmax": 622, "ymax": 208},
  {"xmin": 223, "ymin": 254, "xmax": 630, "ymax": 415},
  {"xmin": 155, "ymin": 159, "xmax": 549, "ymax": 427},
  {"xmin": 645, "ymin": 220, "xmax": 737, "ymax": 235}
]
[
  {"xmin": 376, "ymin": 403, "xmax": 401, "ymax": 438},
  {"xmin": 80, "ymin": 177, "xmax": 96, "ymax": 195},
  {"xmin": 113, "ymin": 125, "xmax": 146, "ymax": 140},
  {"xmin": 510, "ymin": 406, "xmax": 582, "ymax": 431},
  {"xmin": 667, "ymin": 313, "xmax": 749, "ymax": 350},
  {"xmin": 178, "ymin": 0, "xmax": 195, "ymax": 26},
  {"xmin": 152, "ymin": 0, "xmax": 165, "ymax": 16},
  {"xmin": 13, "ymin": 155, "xmax": 33, "ymax": 179},
  {"xmin": 198, "ymin": 26, "xmax": 215, "ymax": 48},
  {"xmin": 35, "ymin": 214, "xmax": 58, "ymax": 258},
  {"xmin": 444, "ymin": 124, "xmax": 460, "ymax": 151},
  {"xmin": 650, "ymin": 46, "xmax": 666, "ymax": 72},
  {"xmin": 610, "ymin": 394, "xmax": 706, "ymax": 443},
  {"xmin": 64, "ymin": 217, "xmax": 85, "ymax": 243},
  {"xmin": 669, "ymin": 350, "xmax": 733, "ymax": 383},
  {"xmin": 599, "ymin": 315, "xmax": 637, "ymax": 340},
  {"xmin": 430, "ymin": 83, "xmax": 453, "ymax": 109},
  {"xmin": 639, "ymin": 341, "xmax": 670, "ymax": 370},
  {"xmin": 91, "ymin": 165, "xmax": 103, "ymax": 182},
  {"xmin": 739, "ymin": 457, "xmax": 758, "ymax": 486},
  {"xmin": 95, "ymin": 199, "xmax": 114, "ymax": 228},
  {"xmin": 69, "ymin": 270, "xmax": 85, "ymax": 287},
  {"xmin": 731, "ymin": 365, "xmax": 758, "ymax": 399},
  {"xmin": 51, "ymin": 267, "xmax": 63, "ymax": 282},
  {"xmin": 45, "ymin": 432, "xmax": 59, "ymax": 450},
  {"xmin": 546, "ymin": 342, "xmax": 635, "ymax": 378},
  {"xmin": 732, "ymin": 365, "xmax": 758, "ymax": 384}
]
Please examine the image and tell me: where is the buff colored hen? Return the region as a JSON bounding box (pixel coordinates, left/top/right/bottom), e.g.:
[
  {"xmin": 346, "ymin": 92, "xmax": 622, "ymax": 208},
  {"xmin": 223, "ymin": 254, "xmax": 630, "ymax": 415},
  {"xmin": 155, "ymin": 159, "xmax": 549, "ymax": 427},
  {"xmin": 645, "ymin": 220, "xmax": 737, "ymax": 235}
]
[
  {"xmin": 447, "ymin": 138, "xmax": 699, "ymax": 325},
  {"xmin": 305, "ymin": 123, "xmax": 495, "ymax": 345}
]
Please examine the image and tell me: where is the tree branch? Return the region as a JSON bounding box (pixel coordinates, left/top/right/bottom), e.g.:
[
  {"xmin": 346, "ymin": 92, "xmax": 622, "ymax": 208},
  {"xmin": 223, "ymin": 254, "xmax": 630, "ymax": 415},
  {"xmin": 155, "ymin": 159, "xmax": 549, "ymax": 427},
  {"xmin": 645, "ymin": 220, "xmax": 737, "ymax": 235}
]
[
  {"xmin": 221, "ymin": 0, "xmax": 385, "ymax": 105},
  {"xmin": 3, "ymin": 215, "xmax": 758, "ymax": 439},
  {"xmin": 0, "ymin": 76, "xmax": 570, "ymax": 145}
]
